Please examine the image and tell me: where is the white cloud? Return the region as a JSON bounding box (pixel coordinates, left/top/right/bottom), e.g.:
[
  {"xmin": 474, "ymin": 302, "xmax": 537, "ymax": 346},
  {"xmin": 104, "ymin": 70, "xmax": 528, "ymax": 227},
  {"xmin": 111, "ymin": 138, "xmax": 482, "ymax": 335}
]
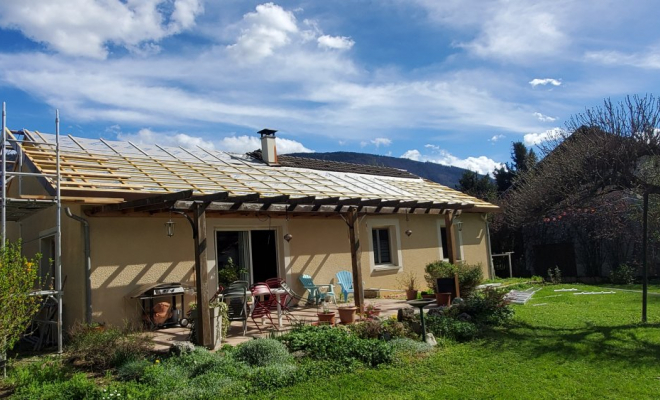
[
  {"xmin": 533, "ymin": 112, "xmax": 557, "ymax": 122},
  {"xmin": 371, "ymin": 138, "xmax": 392, "ymax": 147},
  {"xmin": 401, "ymin": 149, "xmax": 421, "ymax": 161},
  {"xmin": 460, "ymin": 5, "xmax": 567, "ymax": 62},
  {"xmin": 317, "ymin": 35, "xmax": 355, "ymax": 50},
  {"xmin": 401, "ymin": 146, "xmax": 502, "ymax": 176},
  {"xmin": 0, "ymin": 0, "xmax": 202, "ymax": 59},
  {"xmin": 523, "ymin": 127, "xmax": 564, "ymax": 146},
  {"xmin": 584, "ymin": 49, "xmax": 660, "ymax": 70},
  {"xmin": 529, "ymin": 78, "xmax": 562, "ymax": 87},
  {"xmin": 227, "ymin": 3, "xmax": 298, "ymax": 62},
  {"xmin": 218, "ymin": 135, "xmax": 313, "ymax": 154},
  {"xmin": 115, "ymin": 128, "xmax": 313, "ymax": 155},
  {"xmin": 118, "ymin": 128, "xmax": 216, "ymax": 150},
  {"xmin": 489, "ymin": 134, "xmax": 505, "ymax": 142}
]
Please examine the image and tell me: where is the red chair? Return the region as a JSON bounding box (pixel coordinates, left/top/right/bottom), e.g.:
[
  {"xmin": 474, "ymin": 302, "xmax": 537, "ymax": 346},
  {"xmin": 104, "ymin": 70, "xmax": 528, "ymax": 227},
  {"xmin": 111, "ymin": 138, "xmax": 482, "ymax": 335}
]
[
  {"xmin": 265, "ymin": 278, "xmax": 298, "ymax": 324},
  {"xmin": 250, "ymin": 283, "xmax": 276, "ymax": 332}
]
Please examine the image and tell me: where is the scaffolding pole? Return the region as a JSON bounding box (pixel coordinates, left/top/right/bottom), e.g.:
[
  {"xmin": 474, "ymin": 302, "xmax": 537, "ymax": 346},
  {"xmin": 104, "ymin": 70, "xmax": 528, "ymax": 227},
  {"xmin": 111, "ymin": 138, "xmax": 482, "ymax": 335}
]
[
  {"xmin": 2, "ymin": 102, "xmax": 6, "ymax": 247},
  {"xmin": 0, "ymin": 104, "xmax": 64, "ymax": 353},
  {"xmin": 55, "ymin": 110, "xmax": 63, "ymax": 353}
]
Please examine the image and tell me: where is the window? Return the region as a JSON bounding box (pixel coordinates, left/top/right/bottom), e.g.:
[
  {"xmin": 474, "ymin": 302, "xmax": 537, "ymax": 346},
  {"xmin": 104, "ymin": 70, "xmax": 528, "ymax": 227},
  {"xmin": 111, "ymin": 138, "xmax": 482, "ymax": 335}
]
[
  {"xmin": 372, "ymin": 228, "xmax": 392, "ymax": 264},
  {"xmin": 367, "ymin": 217, "xmax": 403, "ymax": 271}
]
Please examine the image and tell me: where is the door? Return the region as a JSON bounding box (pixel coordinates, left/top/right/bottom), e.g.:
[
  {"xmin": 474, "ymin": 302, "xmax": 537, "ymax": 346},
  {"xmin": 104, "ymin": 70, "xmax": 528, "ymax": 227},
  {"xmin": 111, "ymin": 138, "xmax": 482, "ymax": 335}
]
[
  {"xmin": 250, "ymin": 230, "xmax": 277, "ymax": 283},
  {"xmin": 216, "ymin": 229, "xmax": 278, "ymax": 285}
]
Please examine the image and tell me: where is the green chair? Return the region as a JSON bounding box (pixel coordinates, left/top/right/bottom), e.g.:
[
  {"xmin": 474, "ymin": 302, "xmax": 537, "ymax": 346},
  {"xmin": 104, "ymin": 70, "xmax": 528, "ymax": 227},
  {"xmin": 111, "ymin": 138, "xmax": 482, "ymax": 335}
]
[{"xmin": 298, "ymin": 275, "xmax": 336, "ymax": 305}]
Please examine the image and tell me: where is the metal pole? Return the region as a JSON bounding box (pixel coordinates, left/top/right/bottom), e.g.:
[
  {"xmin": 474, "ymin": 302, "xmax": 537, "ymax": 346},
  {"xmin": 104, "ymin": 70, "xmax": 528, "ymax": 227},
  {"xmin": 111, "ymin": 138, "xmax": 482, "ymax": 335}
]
[
  {"xmin": 508, "ymin": 252, "xmax": 513, "ymax": 278},
  {"xmin": 55, "ymin": 110, "xmax": 63, "ymax": 353},
  {"xmin": 1, "ymin": 102, "xmax": 6, "ymax": 248},
  {"xmin": 642, "ymin": 191, "xmax": 648, "ymax": 323}
]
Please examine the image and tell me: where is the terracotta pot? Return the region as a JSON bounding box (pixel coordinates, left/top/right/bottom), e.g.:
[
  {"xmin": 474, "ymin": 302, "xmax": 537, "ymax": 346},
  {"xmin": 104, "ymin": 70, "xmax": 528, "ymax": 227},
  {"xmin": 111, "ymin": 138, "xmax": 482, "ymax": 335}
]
[
  {"xmin": 317, "ymin": 312, "xmax": 336, "ymax": 325},
  {"xmin": 436, "ymin": 292, "xmax": 452, "ymax": 306},
  {"xmin": 421, "ymin": 293, "xmax": 435, "ymax": 300},
  {"xmin": 405, "ymin": 289, "xmax": 419, "ymax": 301},
  {"xmin": 338, "ymin": 307, "xmax": 358, "ymax": 324}
]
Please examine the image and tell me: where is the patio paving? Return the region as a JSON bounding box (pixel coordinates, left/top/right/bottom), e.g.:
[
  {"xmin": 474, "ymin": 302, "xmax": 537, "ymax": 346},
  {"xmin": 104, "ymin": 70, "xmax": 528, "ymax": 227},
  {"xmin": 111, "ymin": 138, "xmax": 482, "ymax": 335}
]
[{"xmin": 149, "ymin": 297, "xmax": 413, "ymax": 351}]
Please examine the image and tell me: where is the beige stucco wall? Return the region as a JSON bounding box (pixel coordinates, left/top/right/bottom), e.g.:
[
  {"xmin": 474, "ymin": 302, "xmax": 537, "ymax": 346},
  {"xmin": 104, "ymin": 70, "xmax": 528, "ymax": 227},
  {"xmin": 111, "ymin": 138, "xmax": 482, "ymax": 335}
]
[{"xmin": 10, "ymin": 205, "xmax": 493, "ymax": 328}]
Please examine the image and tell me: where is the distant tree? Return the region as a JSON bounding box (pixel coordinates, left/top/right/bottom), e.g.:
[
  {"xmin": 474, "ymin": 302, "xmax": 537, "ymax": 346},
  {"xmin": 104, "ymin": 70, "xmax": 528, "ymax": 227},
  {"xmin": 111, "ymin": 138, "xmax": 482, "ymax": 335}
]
[
  {"xmin": 456, "ymin": 170, "xmax": 497, "ymax": 201},
  {"xmin": 493, "ymin": 142, "xmax": 537, "ymax": 194}
]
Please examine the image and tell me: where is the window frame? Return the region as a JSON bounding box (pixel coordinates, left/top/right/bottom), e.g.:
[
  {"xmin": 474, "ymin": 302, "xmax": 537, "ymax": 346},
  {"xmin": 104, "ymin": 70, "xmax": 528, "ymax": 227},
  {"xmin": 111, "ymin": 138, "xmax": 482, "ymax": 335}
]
[{"xmin": 367, "ymin": 217, "xmax": 403, "ymax": 271}]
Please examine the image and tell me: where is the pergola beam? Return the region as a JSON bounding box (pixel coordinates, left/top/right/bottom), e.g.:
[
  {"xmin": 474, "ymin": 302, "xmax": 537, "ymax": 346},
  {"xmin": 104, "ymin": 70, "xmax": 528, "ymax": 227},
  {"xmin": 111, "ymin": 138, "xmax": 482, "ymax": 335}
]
[{"xmin": 89, "ymin": 189, "xmax": 193, "ymax": 214}]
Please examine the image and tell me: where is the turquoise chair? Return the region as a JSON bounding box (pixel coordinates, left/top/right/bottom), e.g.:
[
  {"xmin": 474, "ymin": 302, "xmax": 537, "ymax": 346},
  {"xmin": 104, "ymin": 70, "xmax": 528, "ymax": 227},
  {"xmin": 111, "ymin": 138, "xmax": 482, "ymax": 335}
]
[
  {"xmin": 298, "ymin": 275, "xmax": 336, "ymax": 305},
  {"xmin": 335, "ymin": 270, "xmax": 354, "ymax": 302}
]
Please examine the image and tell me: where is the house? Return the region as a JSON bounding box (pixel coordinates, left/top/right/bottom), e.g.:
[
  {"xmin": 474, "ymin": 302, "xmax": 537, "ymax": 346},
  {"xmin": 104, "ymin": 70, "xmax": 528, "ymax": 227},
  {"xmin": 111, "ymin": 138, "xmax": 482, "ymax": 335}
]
[{"xmin": 4, "ymin": 128, "xmax": 499, "ymax": 346}]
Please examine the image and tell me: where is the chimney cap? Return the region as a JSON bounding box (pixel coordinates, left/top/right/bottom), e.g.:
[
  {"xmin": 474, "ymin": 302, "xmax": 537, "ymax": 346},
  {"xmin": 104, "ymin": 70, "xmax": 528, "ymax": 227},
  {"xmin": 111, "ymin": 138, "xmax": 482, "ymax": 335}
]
[{"xmin": 258, "ymin": 129, "xmax": 277, "ymax": 137}]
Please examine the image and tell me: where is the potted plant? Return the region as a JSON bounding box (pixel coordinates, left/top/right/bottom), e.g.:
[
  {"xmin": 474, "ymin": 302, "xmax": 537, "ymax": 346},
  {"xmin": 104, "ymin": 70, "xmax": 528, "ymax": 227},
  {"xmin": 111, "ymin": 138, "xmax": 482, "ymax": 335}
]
[
  {"xmin": 420, "ymin": 289, "xmax": 435, "ymax": 300},
  {"xmin": 317, "ymin": 304, "xmax": 336, "ymax": 325},
  {"xmin": 398, "ymin": 272, "xmax": 419, "ymax": 300},
  {"xmin": 337, "ymin": 303, "xmax": 358, "ymax": 324},
  {"xmin": 364, "ymin": 303, "xmax": 382, "ymax": 319}
]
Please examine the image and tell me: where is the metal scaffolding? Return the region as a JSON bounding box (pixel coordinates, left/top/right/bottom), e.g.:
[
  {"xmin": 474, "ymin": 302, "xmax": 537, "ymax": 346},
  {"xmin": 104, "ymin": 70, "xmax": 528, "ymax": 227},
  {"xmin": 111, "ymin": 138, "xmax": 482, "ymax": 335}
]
[{"xmin": 1, "ymin": 102, "xmax": 63, "ymax": 353}]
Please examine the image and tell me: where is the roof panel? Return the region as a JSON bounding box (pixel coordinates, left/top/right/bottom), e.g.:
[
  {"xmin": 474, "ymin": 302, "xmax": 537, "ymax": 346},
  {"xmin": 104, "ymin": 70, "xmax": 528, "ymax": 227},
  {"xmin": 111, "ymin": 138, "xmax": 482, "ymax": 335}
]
[{"xmin": 13, "ymin": 131, "xmax": 498, "ymax": 210}]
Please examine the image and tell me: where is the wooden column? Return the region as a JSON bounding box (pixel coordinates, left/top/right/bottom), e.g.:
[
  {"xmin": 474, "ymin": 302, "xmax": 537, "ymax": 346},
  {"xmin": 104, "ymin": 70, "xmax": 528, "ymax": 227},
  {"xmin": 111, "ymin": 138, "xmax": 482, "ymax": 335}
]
[
  {"xmin": 346, "ymin": 207, "xmax": 365, "ymax": 313},
  {"xmin": 444, "ymin": 211, "xmax": 457, "ymax": 264},
  {"xmin": 193, "ymin": 202, "xmax": 212, "ymax": 347}
]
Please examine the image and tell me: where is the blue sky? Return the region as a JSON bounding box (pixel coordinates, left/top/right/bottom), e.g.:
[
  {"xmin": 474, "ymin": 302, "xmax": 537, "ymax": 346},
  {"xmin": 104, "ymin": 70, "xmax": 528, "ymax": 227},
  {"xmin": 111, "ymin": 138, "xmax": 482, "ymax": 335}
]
[{"xmin": 1, "ymin": 1, "xmax": 659, "ymax": 175}]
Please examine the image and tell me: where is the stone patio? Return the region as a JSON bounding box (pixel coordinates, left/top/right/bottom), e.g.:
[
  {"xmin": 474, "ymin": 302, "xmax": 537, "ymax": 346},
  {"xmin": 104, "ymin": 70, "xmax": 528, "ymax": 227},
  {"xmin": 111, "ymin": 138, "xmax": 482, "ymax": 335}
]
[{"xmin": 149, "ymin": 297, "xmax": 413, "ymax": 350}]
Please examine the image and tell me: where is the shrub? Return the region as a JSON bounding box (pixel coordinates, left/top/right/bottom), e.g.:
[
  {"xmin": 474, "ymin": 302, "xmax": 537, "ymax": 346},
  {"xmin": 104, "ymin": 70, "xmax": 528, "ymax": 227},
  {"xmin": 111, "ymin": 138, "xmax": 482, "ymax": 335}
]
[
  {"xmin": 13, "ymin": 372, "xmax": 98, "ymax": 400},
  {"xmin": 277, "ymin": 325, "xmax": 393, "ymax": 367},
  {"xmin": 389, "ymin": 338, "xmax": 434, "ymax": 356},
  {"xmin": 350, "ymin": 318, "xmax": 410, "ymax": 340},
  {"xmin": 66, "ymin": 323, "xmax": 153, "ymax": 371},
  {"xmin": 116, "ymin": 359, "xmax": 152, "ymax": 381},
  {"xmin": 547, "ymin": 266, "xmax": 562, "ymax": 284},
  {"xmin": 8, "ymin": 358, "xmax": 68, "ymax": 387},
  {"xmin": 247, "ymin": 364, "xmax": 299, "ymax": 391},
  {"xmin": 424, "ymin": 260, "xmax": 484, "ymax": 298},
  {"xmin": 459, "ymin": 287, "xmax": 514, "ymax": 327},
  {"xmin": 233, "ymin": 338, "xmax": 293, "ymax": 367},
  {"xmin": 425, "ymin": 315, "xmax": 479, "ymax": 342},
  {"xmin": 1, "ymin": 240, "xmax": 42, "ymax": 366},
  {"xmin": 610, "ymin": 263, "xmax": 636, "ymax": 285}
]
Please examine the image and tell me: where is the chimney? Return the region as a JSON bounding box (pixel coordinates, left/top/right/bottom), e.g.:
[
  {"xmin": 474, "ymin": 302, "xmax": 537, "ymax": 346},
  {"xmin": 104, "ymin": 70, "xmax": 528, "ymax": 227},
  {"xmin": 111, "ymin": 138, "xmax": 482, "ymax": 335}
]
[{"xmin": 258, "ymin": 128, "xmax": 278, "ymax": 165}]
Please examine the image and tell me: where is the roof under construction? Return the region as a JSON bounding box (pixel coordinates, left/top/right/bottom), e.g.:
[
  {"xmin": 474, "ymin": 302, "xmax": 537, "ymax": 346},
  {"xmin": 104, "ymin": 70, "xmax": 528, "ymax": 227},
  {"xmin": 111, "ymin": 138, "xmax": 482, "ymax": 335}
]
[{"xmin": 8, "ymin": 129, "xmax": 499, "ymax": 214}]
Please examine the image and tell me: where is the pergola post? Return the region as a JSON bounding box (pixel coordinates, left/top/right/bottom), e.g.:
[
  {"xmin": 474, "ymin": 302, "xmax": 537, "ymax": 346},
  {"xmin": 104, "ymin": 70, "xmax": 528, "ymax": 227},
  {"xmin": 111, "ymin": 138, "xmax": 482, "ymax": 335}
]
[
  {"xmin": 444, "ymin": 211, "xmax": 457, "ymax": 264},
  {"xmin": 193, "ymin": 202, "xmax": 212, "ymax": 347},
  {"xmin": 346, "ymin": 207, "xmax": 365, "ymax": 313}
]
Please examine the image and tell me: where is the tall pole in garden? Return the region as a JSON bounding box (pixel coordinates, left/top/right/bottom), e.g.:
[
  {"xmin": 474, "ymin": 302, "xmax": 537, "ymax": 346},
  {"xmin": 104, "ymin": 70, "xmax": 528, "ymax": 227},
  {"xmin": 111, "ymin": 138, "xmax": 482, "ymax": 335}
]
[{"xmin": 642, "ymin": 191, "xmax": 649, "ymax": 323}]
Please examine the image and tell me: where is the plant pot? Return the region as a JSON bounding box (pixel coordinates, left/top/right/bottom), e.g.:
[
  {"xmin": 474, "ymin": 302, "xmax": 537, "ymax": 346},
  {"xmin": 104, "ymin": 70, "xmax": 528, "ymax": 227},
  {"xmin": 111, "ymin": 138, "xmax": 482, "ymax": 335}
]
[
  {"xmin": 338, "ymin": 307, "xmax": 358, "ymax": 324},
  {"xmin": 436, "ymin": 292, "xmax": 452, "ymax": 306},
  {"xmin": 405, "ymin": 289, "xmax": 419, "ymax": 301},
  {"xmin": 421, "ymin": 293, "xmax": 434, "ymax": 300},
  {"xmin": 317, "ymin": 312, "xmax": 336, "ymax": 325}
]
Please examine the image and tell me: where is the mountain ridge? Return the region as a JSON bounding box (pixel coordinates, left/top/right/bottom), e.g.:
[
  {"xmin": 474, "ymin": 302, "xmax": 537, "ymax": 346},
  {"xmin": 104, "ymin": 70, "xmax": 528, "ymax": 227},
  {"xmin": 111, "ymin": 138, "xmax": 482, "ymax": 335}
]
[{"xmin": 286, "ymin": 151, "xmax": 468, "ymax": 188}]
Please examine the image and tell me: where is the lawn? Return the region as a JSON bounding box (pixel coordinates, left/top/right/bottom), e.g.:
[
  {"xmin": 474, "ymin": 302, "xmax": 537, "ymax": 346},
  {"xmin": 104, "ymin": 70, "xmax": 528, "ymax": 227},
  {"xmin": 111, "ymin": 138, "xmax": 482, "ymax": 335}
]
[{"xmin": 265, "ymin": 284, "xmax": 660, "ymax": 399}]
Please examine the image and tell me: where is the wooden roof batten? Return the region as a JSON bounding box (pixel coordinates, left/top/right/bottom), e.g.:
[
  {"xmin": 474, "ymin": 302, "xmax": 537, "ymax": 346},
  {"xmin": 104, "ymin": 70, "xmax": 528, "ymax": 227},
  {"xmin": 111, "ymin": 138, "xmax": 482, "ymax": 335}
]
[{"xmin": 87, "ymin": 190, "xmax": 479, "ymax": 217}]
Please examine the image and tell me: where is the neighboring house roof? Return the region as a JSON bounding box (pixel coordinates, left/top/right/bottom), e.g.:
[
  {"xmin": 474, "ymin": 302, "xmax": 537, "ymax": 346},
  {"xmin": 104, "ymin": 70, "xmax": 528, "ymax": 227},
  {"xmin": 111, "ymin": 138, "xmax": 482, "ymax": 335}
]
[
  {"xmin": 247, "ymin": 149, "xmax": 418, "ymax": 179},
  {"xmin": 10, "ymin": 130, "xmax": 499, "ymax": 212}
]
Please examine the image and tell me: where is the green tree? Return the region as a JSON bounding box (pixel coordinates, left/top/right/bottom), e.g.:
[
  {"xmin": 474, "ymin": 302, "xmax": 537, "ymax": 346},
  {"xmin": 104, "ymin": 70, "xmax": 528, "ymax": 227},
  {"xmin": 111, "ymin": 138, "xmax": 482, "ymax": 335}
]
[
  {"xmin": 456, "ymin": 170, "xmax": 497, "ymax": 201},
  {"xmin": 0, "ymin": 241, "xmax": 41, "ymax": 377},
  {"xmin": 493, "ymin": 142, "xmax": 537, "ymax": 194}
]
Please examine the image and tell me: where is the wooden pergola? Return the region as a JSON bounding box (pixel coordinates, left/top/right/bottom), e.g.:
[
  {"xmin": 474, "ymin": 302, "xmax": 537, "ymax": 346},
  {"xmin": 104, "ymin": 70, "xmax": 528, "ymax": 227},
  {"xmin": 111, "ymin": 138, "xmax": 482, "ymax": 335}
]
[{"xmin": 89, "ymin": 190, "xmax": 479, "ymax": 347}]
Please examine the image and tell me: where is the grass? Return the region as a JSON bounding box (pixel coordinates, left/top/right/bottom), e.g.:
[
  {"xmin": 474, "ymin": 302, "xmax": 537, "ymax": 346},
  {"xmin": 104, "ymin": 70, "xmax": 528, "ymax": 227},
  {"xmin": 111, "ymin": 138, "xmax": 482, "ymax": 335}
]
[{"xmin": 263, "ymin": 283, "xmax": 660, "ymax": 399}]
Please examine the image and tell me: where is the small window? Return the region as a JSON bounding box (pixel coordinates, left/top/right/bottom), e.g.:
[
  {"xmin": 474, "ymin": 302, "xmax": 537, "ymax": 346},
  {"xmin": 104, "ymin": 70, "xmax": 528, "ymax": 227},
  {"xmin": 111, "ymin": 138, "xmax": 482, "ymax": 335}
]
[{"xmin": 372, "ymin": 228, "xmax": 392, "ymax": 264}]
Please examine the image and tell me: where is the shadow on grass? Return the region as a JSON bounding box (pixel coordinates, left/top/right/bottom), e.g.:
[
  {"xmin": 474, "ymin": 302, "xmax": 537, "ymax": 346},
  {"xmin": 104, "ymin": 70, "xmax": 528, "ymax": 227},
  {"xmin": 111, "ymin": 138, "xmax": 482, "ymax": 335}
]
[{"xmin": 480, "ymin": 320, "xmax": 660, "ymax": 368}]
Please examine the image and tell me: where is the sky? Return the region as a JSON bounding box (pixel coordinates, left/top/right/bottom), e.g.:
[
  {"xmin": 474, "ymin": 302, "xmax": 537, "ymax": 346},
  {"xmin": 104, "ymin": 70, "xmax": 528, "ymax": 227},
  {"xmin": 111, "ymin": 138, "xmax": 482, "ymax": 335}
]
[{"xmin": 1, "ymin": 0, "xmax": 659, "ymax": 176}]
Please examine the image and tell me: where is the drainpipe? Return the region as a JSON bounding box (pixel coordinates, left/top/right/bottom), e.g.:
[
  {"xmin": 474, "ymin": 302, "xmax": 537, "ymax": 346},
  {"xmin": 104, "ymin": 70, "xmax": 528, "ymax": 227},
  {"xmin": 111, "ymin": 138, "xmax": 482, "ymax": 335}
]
[
  {"xmin": 65, "ymin": 207, "xmax": 92, "ymax": 324},
  {"xmin": 481, "ymin": 214, "xmax": 495, "ymax": 280}
]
